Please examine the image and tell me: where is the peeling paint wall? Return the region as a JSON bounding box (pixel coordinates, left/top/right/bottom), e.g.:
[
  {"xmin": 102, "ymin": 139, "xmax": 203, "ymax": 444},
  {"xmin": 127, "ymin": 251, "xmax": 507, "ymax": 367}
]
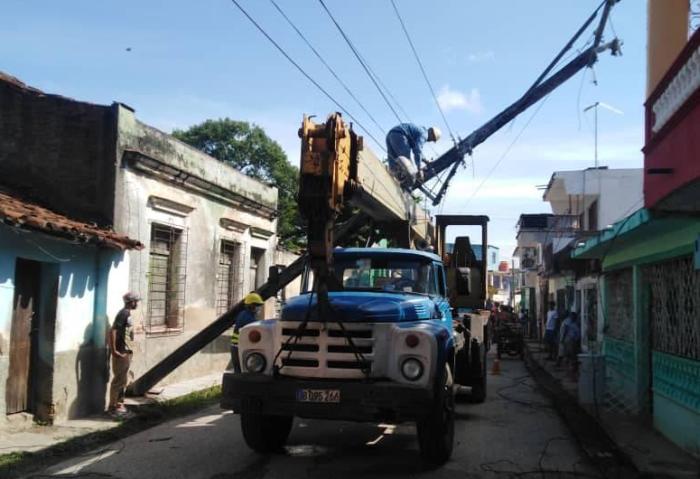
[
  {"xmin": 0, "ymin": 225, "xmax": 128, "ymax": 424},
  {"xmin": 111, "ymin": 105, "xmax": 289, "ymax": 387},
  {"xmin": 0, "ymin": 77, "xmax": 298, "ymax": 419}
]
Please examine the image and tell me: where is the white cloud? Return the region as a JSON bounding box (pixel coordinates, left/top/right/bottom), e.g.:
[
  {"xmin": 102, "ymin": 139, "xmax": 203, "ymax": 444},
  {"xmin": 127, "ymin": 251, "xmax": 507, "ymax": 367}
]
[
  {"xmin": 437, "ymin": 85, "xmax": 483, "ymax": 114},
  {"xmin": 467, "ymin": 50, "xmax": 495, "ymax": 63}
]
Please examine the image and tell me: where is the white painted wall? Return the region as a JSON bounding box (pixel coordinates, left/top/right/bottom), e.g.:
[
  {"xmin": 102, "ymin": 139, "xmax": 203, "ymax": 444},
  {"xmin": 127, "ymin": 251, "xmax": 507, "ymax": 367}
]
[{"xmin": 545, "ymin": 169, "xmax": 643, "ymax": 227}]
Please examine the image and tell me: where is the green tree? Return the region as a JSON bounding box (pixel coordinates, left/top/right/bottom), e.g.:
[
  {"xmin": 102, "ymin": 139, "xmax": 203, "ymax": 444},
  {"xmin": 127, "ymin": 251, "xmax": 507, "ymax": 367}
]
[{"xmin": 172, "ymin": 118, "xmax": 304, "ymax": 250}]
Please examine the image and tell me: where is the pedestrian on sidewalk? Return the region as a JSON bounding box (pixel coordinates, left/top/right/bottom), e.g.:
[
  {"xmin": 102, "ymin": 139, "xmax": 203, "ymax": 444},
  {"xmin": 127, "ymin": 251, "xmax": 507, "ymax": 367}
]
[
  {"xmin": 231, "ymin": 292, "xmax": 265, "ymax": 373},
  {"xmin": 544, "ymin": 301, "xmax": 558, "ymax": 360},
  {"xmin": 108, "ymin": 292, "xmax": 140, "ymax": 416},
  {"xmin": 557, "ymin": 311, "xmax": 581, "ymax": 375}
]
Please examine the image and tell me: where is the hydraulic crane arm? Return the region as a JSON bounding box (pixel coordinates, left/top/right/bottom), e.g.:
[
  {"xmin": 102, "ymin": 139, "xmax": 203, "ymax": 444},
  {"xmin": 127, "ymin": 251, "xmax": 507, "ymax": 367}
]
[{"xmin": 419, "ymin": 0, "xmax": 622, "ymax": 205}]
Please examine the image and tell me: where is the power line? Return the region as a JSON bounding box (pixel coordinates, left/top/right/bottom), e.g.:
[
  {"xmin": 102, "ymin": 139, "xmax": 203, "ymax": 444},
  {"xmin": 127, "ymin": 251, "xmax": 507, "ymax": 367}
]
[
  {"xmin": 268, "ymin": 0, "xmax": 387, "ymax": 137},
  {"xmin": 230, "ymin": 0, "xmax": 386, "ymax": 153},
  {"xmin": 352, "ymin": 38, "xmax": 442, "ymax": 157},
  {"xmin": 463, "ymin": 94, "xmax": 551, "ymax": 209},
  {"xmin": 390, "ymin": 0, "xmax": 456, "ymax": 142},
  {"xmin": 317, "ymin": 0, "xmax": 404, "ymax": 125}
]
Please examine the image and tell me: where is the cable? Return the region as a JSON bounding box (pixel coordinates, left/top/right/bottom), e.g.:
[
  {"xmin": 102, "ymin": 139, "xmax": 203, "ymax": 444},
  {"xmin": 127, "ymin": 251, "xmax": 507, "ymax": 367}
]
[
  {"xmin": 390, "ymin": 0, "xmax": 456, "ymax": 142},
  {"xmin": 317, "ymin": 0, "xmax": 403, "ymax": 124},
  {"xmin": 314, "ymin": 1, "xmax": 441, "ymax": 158},
  {"xmin": 268, "ymin": 0, "xmax": 387, "ymax": 138},
  {"xmin": 462, "ymin": 94, "xmax": 551, "ymax": 209},
  {"xmin": 576, "ymin": 67, "xmax": 589, "ymax": 131},
  {"xmin": 230, "ymin": 0, "xmax": 386, "ymax": 153}
]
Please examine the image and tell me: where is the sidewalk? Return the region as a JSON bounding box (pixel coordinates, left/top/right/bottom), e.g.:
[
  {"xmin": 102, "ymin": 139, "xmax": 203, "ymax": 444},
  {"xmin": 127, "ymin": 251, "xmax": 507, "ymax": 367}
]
[
  {"xmin": 524, "ymin": 339, "xmax": 699, "ymax": 478},
  {"xmin": 0, "ymin": 372, "xmax": 221, "ymax": 456}
]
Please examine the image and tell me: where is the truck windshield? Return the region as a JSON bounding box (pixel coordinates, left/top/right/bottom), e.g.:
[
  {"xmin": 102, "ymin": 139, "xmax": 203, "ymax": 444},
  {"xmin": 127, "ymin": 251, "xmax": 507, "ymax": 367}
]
[{"xmin": 332, "ymin": 256, "xmax": 437, "ymax": 295}]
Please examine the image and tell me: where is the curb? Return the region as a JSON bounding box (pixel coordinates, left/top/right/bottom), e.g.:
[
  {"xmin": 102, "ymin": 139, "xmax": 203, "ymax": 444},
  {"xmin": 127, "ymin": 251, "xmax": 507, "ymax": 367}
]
[{"xmin": 523, "ymin": 342, "xmax": 641, "ymax": 478}]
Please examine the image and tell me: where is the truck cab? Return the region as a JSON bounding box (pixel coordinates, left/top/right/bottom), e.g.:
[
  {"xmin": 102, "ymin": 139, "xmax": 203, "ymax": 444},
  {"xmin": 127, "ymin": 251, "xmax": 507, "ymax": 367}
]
[{"xmin": 221, "ymin": 248, "xmax": 459, "ymax": 464}]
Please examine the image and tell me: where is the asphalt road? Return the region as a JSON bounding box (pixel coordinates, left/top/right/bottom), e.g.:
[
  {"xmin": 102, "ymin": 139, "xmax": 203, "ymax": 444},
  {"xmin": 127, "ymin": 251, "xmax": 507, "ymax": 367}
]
[{"xmin": 32, "ymin": 356, "xmax": 601, "ymax": 479}]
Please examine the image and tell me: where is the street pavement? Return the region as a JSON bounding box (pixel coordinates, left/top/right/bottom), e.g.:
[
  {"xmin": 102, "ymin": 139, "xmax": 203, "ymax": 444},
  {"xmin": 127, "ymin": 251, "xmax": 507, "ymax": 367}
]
[{"xmin": 29, "ymin": 356, "xmax": 601, "ymax": 479}]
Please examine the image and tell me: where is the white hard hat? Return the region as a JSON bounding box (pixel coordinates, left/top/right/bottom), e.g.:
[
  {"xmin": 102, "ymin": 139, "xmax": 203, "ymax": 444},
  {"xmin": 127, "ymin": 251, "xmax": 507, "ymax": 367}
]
[{"xmin": 428, "ymin": 127, "xmax": 441, "ymax": 142}]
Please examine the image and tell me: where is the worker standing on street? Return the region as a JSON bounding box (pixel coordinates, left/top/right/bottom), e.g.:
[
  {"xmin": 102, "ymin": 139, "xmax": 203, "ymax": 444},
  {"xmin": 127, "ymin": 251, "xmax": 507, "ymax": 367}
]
[
  {"xmin": 385, "ymin": 123, "xmax": 441, "ymax": 183},
  {"xmin": 108, "ymin": 292, "xmax": 140, "ymax": 416},
  {"xmin": 231, "ymin": 292, "xmax": 265, "ymax": 373}
]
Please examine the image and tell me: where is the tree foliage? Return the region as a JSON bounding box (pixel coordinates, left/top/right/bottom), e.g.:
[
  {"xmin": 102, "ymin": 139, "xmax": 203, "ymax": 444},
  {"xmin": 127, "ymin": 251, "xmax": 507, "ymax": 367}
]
[{"xmin": 172, "ymin": 118, "xmax": 304, "ymax": 250}]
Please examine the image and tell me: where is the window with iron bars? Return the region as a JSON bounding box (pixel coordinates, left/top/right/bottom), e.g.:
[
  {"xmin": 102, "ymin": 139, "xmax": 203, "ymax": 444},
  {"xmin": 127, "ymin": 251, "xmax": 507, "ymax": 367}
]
[
  {"xmin": 147, "ymin": 223, "xmax": 187, "ymax": 334},
  {"xmin": 584, "ymin": 286, "xmax": 598, "ymax": 343},
  {"xmin": 216, "ymin": 240, "xmax": 241, "ymax": 316},
  {"xmin": 645, "ymin": 256, "xmax": 700, "ymax": 360},
  {"xmin": 605, "ymin": 268, "xmax": 633, "ymax": 341}
]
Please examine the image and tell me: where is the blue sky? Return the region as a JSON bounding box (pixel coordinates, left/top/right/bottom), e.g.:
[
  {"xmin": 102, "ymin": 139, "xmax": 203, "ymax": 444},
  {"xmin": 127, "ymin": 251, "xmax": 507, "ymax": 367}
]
[{"xmin": 1, "ymin": 1, "xmax": 646, "ymax": 256}]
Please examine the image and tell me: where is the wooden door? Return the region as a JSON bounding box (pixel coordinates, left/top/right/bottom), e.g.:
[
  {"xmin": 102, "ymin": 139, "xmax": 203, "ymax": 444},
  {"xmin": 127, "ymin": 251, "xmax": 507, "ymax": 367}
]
[{"xmin": 7, "ymin": 259, "xmax": 41, "ymax": 414}]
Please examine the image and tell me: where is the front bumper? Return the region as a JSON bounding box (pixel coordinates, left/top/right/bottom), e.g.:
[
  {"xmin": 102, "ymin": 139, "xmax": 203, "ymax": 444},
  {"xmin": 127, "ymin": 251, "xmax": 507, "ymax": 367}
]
[{"xmin": 221, "ymin": 372, "xmax": 434, "ymax": 423}]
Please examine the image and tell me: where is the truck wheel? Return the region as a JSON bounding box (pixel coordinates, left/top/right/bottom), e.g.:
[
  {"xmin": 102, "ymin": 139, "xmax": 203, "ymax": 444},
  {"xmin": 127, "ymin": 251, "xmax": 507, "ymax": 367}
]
[
  {"xmin": 417, "ymin": 365, "xmax": 455, "ymax": 466},
  {"xmin": 240, "ymin": 413, "xmax": 293, "ymax": 453}
]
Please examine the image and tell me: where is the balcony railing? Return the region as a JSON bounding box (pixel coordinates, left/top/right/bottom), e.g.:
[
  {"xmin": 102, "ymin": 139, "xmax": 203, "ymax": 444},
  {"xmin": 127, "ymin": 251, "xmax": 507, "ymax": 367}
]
[
  {"xmin": 647, "ymin": 28, "xmax": 700, "ymax": 138},
  {"xmin": 644, "ymin": 27, "xmax": 700, "ymax": 211}
]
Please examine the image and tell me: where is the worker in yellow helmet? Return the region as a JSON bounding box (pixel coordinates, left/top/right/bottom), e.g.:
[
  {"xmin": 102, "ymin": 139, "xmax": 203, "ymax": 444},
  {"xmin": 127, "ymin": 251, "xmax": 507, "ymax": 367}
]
[{"xmin": 231, "ymin": 292, "xmax": 265, "ymax": 372}]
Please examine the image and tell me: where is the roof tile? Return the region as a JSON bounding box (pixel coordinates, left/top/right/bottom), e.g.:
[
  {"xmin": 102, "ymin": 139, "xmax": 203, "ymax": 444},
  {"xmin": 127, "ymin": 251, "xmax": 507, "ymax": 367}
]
[{"xmin": 0, "ymin": 191, "xmax": 143, "ymax": 250}]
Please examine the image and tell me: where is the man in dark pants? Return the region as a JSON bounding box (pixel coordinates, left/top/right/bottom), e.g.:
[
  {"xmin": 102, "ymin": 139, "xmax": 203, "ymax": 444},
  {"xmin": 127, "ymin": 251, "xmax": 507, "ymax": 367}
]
[
  {"xmin": 385, "ymin": 123, "xmax": 441, "ymax": 183},
  {"xmin": 108, "ymin": 292, "xmax": 140, "ymax": 415},
  {"xmin": 231, "ymin": 292, "xmax": 264, "ymax": 372}
]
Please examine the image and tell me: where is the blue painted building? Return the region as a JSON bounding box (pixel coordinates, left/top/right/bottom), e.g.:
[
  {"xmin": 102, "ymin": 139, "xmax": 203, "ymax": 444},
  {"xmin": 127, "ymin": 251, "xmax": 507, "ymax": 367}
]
[
  {"xmin": 569, "ymin": 17, "xmax": 700, "ymax": 456},
  {"xmin": 0, "ymin": 190, "xmax": 141, "ymax": 423}
]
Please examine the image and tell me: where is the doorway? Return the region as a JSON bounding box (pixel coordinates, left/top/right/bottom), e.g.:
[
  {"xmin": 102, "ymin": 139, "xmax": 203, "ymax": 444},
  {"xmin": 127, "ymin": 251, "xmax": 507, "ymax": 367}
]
[{"xmin": 6, "ymin": 258, "xmax": 58, "ymax": 417}]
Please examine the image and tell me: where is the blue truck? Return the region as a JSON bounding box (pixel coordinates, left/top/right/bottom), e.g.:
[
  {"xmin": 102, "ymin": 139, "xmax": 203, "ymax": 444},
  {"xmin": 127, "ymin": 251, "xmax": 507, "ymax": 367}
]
[{"xmin": 221, "ymin": 247, "xmax": 482, "ymax": 464}]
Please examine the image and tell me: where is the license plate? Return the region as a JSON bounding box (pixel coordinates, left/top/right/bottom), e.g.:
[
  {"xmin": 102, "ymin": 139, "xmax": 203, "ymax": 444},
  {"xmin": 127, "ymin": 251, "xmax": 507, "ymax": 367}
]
[{"xmin": 296, "ymin": 388, "xmax": 340, "ymax": 403}]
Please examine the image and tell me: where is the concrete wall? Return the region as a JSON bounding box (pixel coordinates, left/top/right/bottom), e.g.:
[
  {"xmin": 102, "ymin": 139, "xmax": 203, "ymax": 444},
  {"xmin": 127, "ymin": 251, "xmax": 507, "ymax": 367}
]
[
  {"xmin": 0, "ymin": 75, "xmax": 117, "ymax": 226},
  {"xmin": 546, "ymin": 169, "xmax": 643, "ymax": 229},
  {"xmin": 111, "ymin": 105, "xmax": 281, "ymax": 387},
  {"xmin": 0, "ymin": 224, "xmax": 129, "ymax": 424},
  {"xmin": 0, "ymin": 78, "xmax": 294, "ymax": 407}
]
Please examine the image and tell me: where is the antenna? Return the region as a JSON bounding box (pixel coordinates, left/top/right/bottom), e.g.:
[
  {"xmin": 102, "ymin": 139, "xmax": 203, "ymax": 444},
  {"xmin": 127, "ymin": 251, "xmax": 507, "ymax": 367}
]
[{"xmin": 583, "ymin": 101, "xmax": 624, "ymax": 167}]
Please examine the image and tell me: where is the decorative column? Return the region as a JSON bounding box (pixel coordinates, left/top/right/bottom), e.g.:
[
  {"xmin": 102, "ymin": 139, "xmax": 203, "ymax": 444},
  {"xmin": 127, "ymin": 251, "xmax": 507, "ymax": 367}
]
[{"xmin": 647, "ymin": 0, "xmax": 690, "ymax": 96}]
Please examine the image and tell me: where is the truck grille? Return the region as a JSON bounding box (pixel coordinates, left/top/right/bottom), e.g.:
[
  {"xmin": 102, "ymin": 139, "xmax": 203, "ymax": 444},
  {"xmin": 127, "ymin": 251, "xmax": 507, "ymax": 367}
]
[{"xmin": 277, "ymin": 322, "xmax": 375, "ymax": 378}]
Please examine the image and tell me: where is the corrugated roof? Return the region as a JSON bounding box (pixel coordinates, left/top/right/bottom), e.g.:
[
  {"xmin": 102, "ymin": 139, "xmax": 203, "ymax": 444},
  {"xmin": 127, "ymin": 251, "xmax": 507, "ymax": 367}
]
[{"xmin": 0, "ymin": 190, "xmax": 143, "ymax": 250}]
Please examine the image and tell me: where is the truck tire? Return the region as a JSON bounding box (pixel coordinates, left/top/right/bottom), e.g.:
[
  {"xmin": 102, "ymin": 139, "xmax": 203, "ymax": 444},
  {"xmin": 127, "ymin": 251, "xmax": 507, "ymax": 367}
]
[
  {"xmin": 240, "ymin": 413, "xmax": 294, "ymax": 453},
  {"xmin": 417, "ymin": 365, "xmax": 455, "ymax": 466}
]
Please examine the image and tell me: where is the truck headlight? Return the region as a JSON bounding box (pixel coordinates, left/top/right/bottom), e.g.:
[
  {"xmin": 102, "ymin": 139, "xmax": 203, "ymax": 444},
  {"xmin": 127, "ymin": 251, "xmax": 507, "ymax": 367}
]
[
  {"xmin": 401, "ymin": 358, "xmax": 424, "ymax": 381},
  {"xmin": 244, "ymin": 352, "xmax": 267, "ymax": 373}
]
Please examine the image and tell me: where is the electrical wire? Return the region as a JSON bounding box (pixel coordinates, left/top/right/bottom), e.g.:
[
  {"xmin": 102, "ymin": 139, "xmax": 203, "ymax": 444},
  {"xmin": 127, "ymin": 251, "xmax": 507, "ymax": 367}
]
[
  {"xmin": 317, "ymin": 0, "xmax": 403, "ymax": 125},
  {"xmin": 268, "ymin": 0, "xmax": 387, "ymax": 138},
  {"xmin": 230, "ymin": 0, "xmax": 386, "ymax": 153},
  {"xmin": 462, "ymin": 94, "xmax": 551, "ymax": 210},
  {"xmin": 390, "ymin": 0, "xmax": 456, "ymax": 142},
  {"xmin": 317, "ymin": 0, "xmax": 443, "ymax": 160},
  {"xmin": 348, "ymin": 30, "xmax": 441, "ymax": 158}
]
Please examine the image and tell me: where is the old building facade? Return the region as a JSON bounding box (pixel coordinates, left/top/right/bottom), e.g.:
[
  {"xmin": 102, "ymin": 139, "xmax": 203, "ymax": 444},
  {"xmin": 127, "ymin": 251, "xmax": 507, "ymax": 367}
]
[
  {"xmin": 572, "ymin": 15, "xmax": 700, "ymax": 454},
  {"xmin": 0, "ymin": 72, "xmax": 296, "ymax": 423}
]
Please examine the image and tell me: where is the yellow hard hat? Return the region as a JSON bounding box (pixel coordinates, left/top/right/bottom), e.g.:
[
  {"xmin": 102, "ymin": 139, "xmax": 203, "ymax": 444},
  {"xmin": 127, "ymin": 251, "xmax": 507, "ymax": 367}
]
[{"xmin": 244, "ymin": 292, "xmax": 264, "ymax": 305}]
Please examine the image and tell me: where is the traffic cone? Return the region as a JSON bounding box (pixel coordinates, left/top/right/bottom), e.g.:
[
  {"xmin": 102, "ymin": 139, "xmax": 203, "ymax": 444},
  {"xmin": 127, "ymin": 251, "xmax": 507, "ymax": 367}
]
[{"xmin": 490, "ymin": 357, "xmax": 501, "ymax": 375}]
